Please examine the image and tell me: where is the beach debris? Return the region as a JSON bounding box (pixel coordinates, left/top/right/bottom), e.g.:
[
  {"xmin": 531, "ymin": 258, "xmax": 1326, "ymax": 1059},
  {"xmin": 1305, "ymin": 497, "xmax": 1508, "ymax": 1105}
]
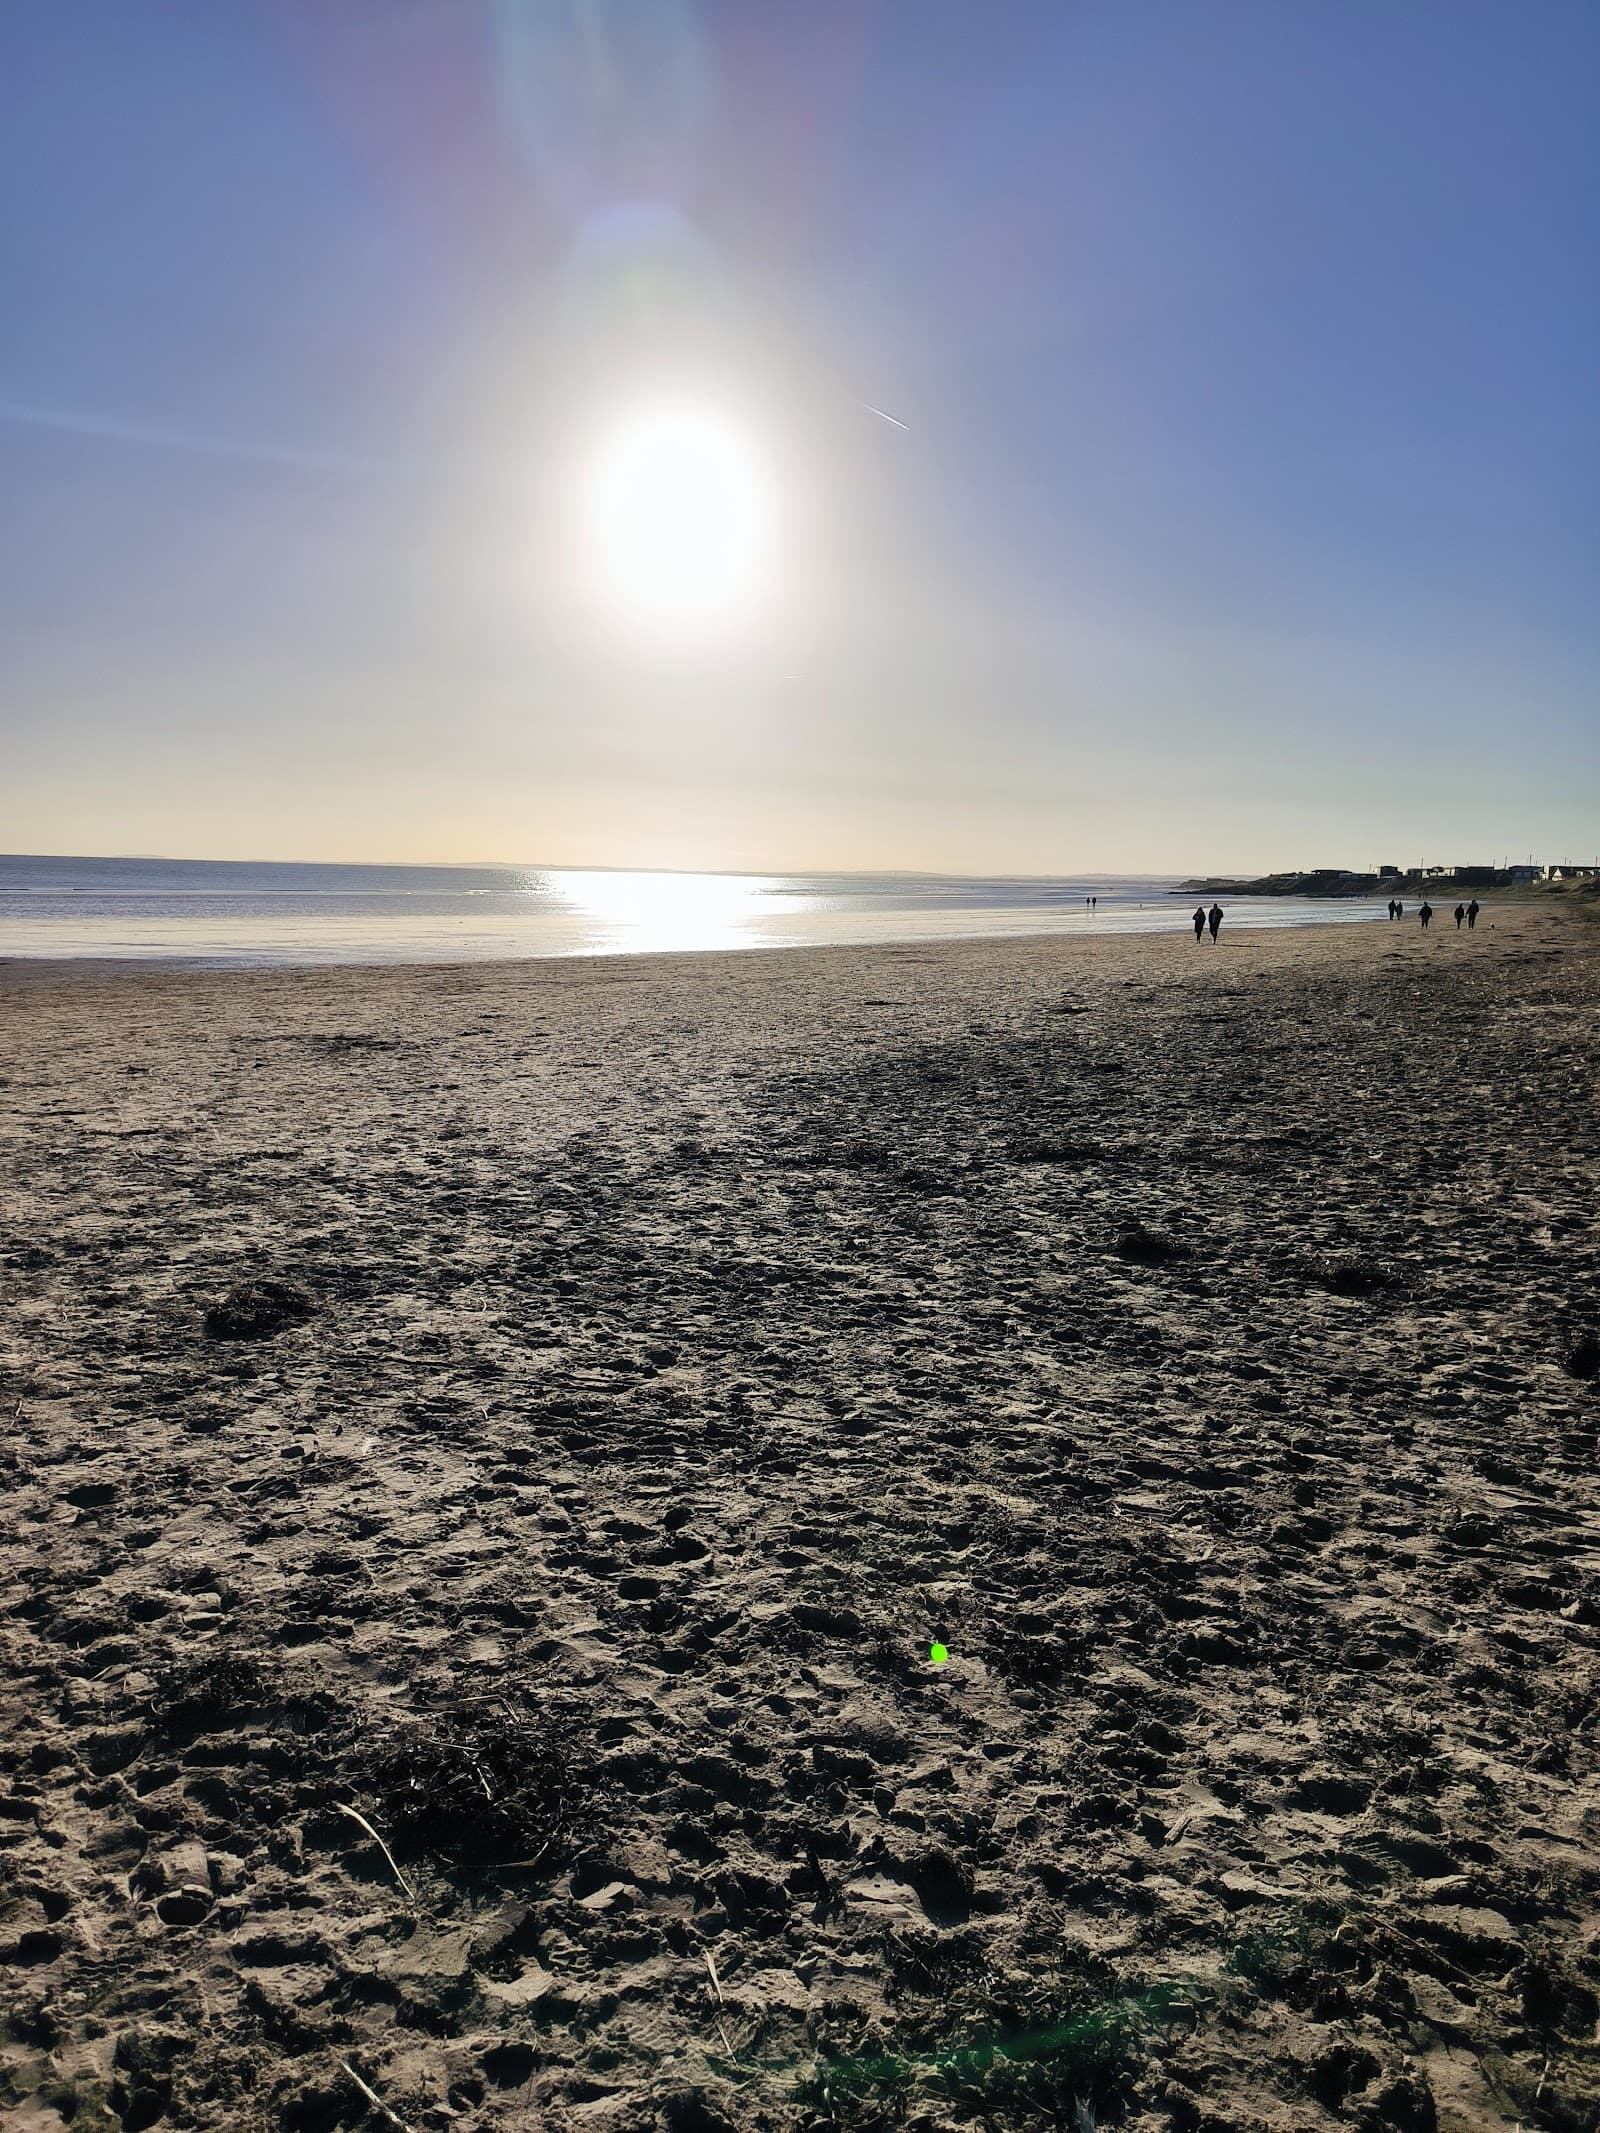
[
  {"xmin": 703, "ymin": 1946, "xmax": 736, "ymax": 2055},
  {"xmin": 1114, "ymin": 1221, "xmax": 1181, "ymax": 1266},
  {"xmin": 150, "ymin": 1651, "xmax": 270, "ymax": 1734},
  {"xmin": 339, "ymin": 2058, "xmax": 416, "ymax": 2133},
  {"xmin": 348, "ymin": 1708, "xmax": 584, "ymax": 1869},
  {"xmin": 1310, "ymin": 1250, "xmax": 1405, "ymax": 1299},
  {"xmin": 1560, "ymin": 1330, "xmax": 1599, "ymax": 1381},
  {"xmin": 201, "ymin": 1277, "xmax": 315, "ymax": 1341},
  {"xmin": 333, "ymin": 1803, "xmax": 417, "ymax": 1903}
]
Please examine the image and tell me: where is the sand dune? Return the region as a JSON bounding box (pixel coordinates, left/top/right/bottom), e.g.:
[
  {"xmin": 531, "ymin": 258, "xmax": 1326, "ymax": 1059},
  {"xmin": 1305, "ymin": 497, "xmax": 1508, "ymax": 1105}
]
[{"xmin": 1, "ymin": 909, "xmax": 1597, "ymax": 2132}]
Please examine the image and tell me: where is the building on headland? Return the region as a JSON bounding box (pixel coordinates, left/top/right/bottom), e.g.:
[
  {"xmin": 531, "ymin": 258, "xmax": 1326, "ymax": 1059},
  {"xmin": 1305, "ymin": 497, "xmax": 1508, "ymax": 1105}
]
[
  {"xmin": 1400, "ymin": 861, "xmax": 1598, "ymax": 890},
  {"xmin": 1406, "ymin": 863, "xmax": 1539, "ymax": 889},
  {"xmin": 1185, "ymin": 858, "xmax": 1594, "ymax": 897}
]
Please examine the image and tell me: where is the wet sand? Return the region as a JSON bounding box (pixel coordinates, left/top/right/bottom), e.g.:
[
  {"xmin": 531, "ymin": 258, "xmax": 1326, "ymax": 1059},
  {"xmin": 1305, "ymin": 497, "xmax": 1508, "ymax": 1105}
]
[{"xmin": 2, "ymin": 908, "xmax": 1597, "ymax": 2132}]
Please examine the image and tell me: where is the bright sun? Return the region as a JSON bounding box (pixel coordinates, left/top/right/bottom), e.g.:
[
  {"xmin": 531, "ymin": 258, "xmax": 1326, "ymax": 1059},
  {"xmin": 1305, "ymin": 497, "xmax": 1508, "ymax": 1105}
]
[{"xmin": 582, "ymin": 402, "xmax": 774, "ymax": 634}]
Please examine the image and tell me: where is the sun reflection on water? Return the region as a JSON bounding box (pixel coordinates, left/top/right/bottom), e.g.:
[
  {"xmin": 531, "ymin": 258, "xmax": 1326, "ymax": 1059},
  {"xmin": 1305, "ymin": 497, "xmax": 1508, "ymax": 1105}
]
[{"xmin": 544, "ymin": 869, "xmax": 803, "ymax": 953}]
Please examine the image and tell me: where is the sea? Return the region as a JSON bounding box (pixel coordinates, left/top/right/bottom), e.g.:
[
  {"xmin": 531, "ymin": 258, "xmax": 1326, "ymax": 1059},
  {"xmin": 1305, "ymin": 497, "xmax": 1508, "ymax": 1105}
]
[{"xmin": 0, "ymin": 855, "xmax": 1387, "ymax": 967}]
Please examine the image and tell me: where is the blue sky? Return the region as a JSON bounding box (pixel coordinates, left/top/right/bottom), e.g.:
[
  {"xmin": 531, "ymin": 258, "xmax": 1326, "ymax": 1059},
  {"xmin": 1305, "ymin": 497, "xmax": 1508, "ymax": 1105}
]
[{"xmin": 3, "ymin": 0, "xmax": 1596, "ymax": 870}]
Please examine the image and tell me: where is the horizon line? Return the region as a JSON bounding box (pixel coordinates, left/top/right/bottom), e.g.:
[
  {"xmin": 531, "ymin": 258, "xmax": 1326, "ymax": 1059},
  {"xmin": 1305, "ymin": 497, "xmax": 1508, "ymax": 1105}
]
[{"xmin": 0, "ymin": 850, "xmax": 1194, "ymax": 883}]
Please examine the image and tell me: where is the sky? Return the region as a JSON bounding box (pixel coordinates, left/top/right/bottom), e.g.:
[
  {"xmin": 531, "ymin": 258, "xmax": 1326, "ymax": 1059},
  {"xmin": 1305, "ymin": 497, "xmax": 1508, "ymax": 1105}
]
[{"xmin": 2, "ymin": 0, "xmax": 1596, "ymax": 874}]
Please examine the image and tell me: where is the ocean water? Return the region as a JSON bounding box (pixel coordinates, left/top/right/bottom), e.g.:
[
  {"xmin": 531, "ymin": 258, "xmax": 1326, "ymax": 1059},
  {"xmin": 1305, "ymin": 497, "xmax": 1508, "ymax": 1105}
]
[{"xmin": 0, "ymin": 855, "xmax": 1387, "ymax": 966}]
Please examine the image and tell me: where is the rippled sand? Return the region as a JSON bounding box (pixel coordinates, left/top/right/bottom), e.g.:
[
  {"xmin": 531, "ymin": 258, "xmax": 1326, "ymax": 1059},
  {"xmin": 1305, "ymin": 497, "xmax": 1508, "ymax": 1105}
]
[{"xmin": 2, "ymin": 907, "xmax": 1597, "ymax": 2131}]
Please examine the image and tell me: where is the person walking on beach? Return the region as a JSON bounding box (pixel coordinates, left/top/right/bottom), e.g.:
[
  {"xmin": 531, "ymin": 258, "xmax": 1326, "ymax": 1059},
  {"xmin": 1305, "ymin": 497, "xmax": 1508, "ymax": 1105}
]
[
  {"xmin": 1466, "ymin": 898, "xmax": 1480, "ymax": 930},
  {"xmin": 1454, "ymin": 902, "xmax": 1466, "ymax": 929},
  {"xmin": 1419, "ymin": 899, "xmax": 1433, "ymax": 930},
  {"xmin": 1207, "ymin": 901, "xmax": 1224, "ymax": 943},
  {"xmin": 1192, "ymin": 905, "xmax": 1206, "ymax": 941},
  {"xmin": 1387, "ymin": 898, "xmax": 1396, "ymax": 920},
  {"xmin": 1395, "ymin": 900, "xmax": 1404, "ymax": 919}
]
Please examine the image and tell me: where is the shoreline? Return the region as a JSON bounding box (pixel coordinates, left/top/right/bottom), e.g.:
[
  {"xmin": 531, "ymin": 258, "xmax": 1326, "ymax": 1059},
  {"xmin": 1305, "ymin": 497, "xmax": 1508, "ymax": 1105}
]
[{"xmin": 0, "ymin": 896, "xmax": 1404, "ymax": 986}]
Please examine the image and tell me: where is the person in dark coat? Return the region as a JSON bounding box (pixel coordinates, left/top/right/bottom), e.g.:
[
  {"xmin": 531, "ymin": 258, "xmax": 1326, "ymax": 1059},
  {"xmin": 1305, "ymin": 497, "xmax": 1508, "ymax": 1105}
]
[
  {"xmin": 1454, "ymin": 902, "xmax": 1466, "ymax": 928},
  {"xmin": 1466, "ymin": 898, "xmax": 1480, "ymax": 929},
  {"xmin": 1192, "ymin": 905, "xmax": 1206, "ymax": 941},
  {"xmin": 1207, "ymin": 902, "xmax": 1224, "ymax": 942},
  {"xmin": 1419, "ymin": 899, "xmax": 1433, "ymax": 929}
]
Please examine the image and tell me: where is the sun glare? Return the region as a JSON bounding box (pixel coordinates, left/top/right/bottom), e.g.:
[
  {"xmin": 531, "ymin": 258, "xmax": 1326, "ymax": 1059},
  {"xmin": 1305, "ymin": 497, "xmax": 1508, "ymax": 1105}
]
[
  {"xmin": 549, "ymin": 868, "xmax": 800, "ymax": 951},
  {"xmin": 581, "ymin": 402, "xmax": 774, "ymax": 635}
]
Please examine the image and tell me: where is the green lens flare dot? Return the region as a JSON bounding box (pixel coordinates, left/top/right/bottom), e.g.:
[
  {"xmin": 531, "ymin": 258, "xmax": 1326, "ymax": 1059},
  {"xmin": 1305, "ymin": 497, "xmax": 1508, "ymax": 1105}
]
[{"xmin": 929, "ymin": 1641, "xmax": 949, "ymax": 1665}]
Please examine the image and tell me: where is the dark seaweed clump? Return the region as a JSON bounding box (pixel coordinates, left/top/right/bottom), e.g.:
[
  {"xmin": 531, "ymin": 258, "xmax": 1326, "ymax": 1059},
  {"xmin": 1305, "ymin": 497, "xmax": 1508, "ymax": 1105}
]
[
  {"xmin": 1115, "ymin": 1222, "xmax": 1181, "ymax": 1266},
  {"xmin": 352, "ymin": 1711, "xmax": 586, "ymax": 1868},
  {"xmin": 202, "ymin": 1278, "xmax": 316, "ymax": 1341},
  {"xmin": 1310, "ymin": 1252, "xmax": 1405, "ymax": 1300},
  {"xmin": 150, "ymin": 1651, "xmax": 272, "ymax": 1734}
]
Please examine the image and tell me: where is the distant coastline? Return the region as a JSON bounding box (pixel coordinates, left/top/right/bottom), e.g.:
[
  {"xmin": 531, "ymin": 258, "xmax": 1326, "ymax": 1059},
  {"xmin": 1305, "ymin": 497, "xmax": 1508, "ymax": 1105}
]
[{"xmin": 1183, "ymin": 865, "xmax": 1599, "ymax": 902}]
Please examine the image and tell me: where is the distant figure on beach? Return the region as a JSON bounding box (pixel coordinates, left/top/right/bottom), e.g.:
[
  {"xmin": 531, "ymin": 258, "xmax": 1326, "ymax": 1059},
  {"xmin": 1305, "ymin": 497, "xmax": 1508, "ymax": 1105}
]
[
  {"xmin": 1395, "ymin": 901, "xmax": 1404, "ymax": 920},
  {"xmin": 1207, "ymin": 902, "xmax": 1224, "ymax": 943},
  {"xmin": 1454, "ymin": 902, "xmax": 1466, "ymax": 929},
  {"xmin": 1091, "ymin": 894, "xmax": 1097, "ymax": 909},
  {"xmin": 1192, "ymin": 905, "xmax": 1206, "ymax": 941},
  {"xmin": 1466, "ymin": 898, "xmax": 1479, "ymax": 930},
  {"xmin": 1387, "ymin": 898, "xmax": 1397, "ymax": 920},
  {"xmin": 1419, "ymin": 899, "xmax": 1433, "ymax": 929}
]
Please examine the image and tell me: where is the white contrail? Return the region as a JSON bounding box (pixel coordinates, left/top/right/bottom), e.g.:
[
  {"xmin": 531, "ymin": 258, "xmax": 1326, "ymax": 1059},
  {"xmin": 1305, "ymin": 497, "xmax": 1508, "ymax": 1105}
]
[
  {"xmin": 0, "ymin": 397, "xmax": 389, "ymax": 476},
  {"xmin": 0, "ymin": 397, "xmax": 501, "ymax": 490},
  {"xmin": 860, "ymin": 401, "xmax": 910, "ymax": 431}
]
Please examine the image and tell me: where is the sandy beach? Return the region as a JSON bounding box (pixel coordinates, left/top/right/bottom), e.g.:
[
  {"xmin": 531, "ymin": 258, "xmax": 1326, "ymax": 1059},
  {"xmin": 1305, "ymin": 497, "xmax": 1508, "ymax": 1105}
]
[{"xmin": 2, "ymin": 906, "xmax": 1597, "ymax": 2133}]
